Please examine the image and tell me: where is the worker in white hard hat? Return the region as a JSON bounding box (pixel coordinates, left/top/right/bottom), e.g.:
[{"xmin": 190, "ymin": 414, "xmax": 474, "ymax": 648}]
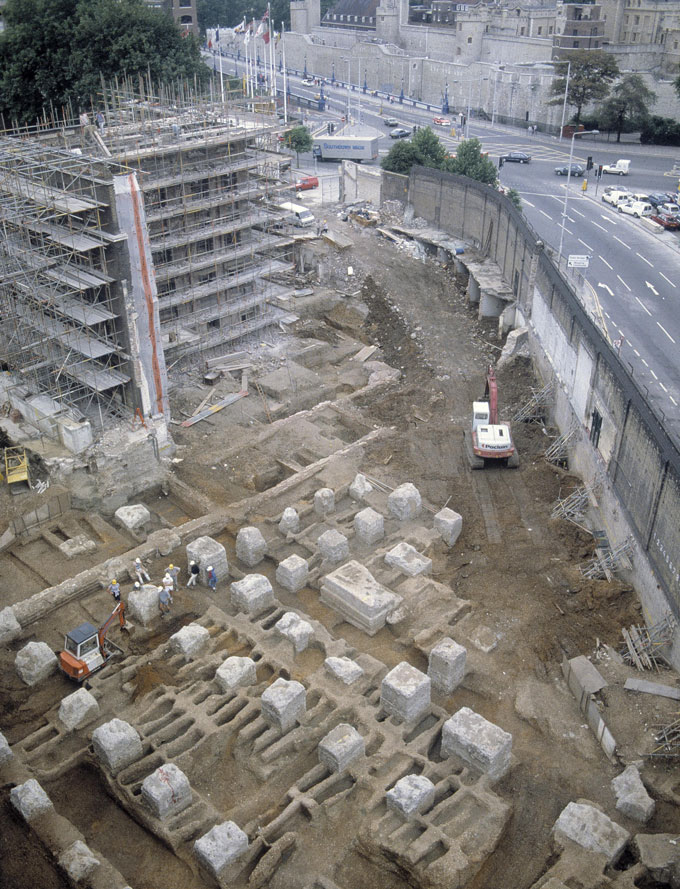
[
  {"xmin": 133, "ymin": 556, "xmax": 150, "ymax": 584},
  {"xmin": 207, "ymin": 565, "xmax": 217, "ymax": 591},
  {"xmin": 162, "ymin": 573, "xmax": 173, "ymax": 595},
  {"xmin": 187, "ymin": 560, "xmax": 200, "ymax": 588},
  {"xmin": 166, "ymin": 563, "xmax": 180, "ymax": 591}
]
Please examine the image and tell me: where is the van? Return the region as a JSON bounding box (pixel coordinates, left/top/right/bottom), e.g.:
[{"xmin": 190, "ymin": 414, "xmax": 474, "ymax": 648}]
[
  {"xmin": 277, "ymin": 201, "xmax": 315, "ymax": 228},
  {"xmin": 618, "ymin": 200, "xmax": 653, "ymax": 218},
  {"xmin": 602, "ymin": 189, "xmax": 629, "ymax": 207},
  {"xmin": 602, "ymin": 159, "xmax": 631, "ymax": 176}
]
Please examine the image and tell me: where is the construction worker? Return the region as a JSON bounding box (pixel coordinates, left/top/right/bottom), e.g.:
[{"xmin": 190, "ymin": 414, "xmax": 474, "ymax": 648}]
[
  {"xmin": 134, "ymin": 557, "xmax": 150, "ymax": 584},
  {"xmin": 159, "ymin": 585, "xmax": 173, "ymax": 615},
  {"xmin": 207, "ymin": 565, "xmax": 217, "ymax": 591},
  {"xmin": 108, "ymin": 579, "xmax": 121, "ymax": 602},
  {"xmin": 187, "ymin": 560, "xmax": 200, "ymax": 588},
  {"xmin": 162, "ymin": 573, "xmax": 174, "ymax": 595},
  {"xmin": 167, "ymin": 563, "xmax": 180, "ymax": 591}
]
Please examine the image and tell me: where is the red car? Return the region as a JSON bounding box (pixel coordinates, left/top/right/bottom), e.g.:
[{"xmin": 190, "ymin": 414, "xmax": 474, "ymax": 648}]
[
  {"xmin": 294, "ymin": 176, "xmax": 319, "ymax": 191},
  {"xmin": 651, "ymin": 212, "xmax": 680, "ymax": 230}
]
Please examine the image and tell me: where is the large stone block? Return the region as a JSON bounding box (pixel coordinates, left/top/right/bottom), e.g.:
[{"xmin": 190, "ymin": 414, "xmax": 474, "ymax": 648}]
[
  {"xmin": 275, "ymin": 612, "xmax": 313, "ymax": 653},
  {"xmin": 384, "ymin": 542, "xmax": 432, "ymax": 576},
  {"xmin": 324, "ymin": 656, "xmax": 364, "ymax": 685},
  {"xmin": 0, "ymin": 606, "xmax": 21, "ymax": 645},
  {"xmin": 261, "ymin": 678, "xmax": 306, "ymax": 732},
  {"xmin": 230, "ymin": 574, "xmax": 275, "ymax": 616},
  {"xmin": 633, "ymin": 833, "xmax": 680, "ymax": 887},
  {"xmin": 169, "ymin": 624, "xmax": 210, "ymax": 661},
  {"xmin": 434, "ymin": 507, "xmax": 463, "ymax": 546},
  {"xmin": 612, "ymin": 765, "xmax": 655, "ymax": 823},
  {"xmin": 428, "ymin": 637, "xmax": 466, "ymax": 693},
  {"xmin": 318, "ymin": 724, "xmax": 365, "ymax": 772},
  {"xmin": 276, "ymin": 554, "xmax": 309, "ymax": 592},
  {"xmin": 59, "ymin": 841, "xmax": 100, "ymax": 882},
  {"xmin": 553, "ymin": 801, "xmax": 630, "ymax": 864},
  {"xmin": 0, "ymin": 731, "xmax": 13, "ymax": 767},
  {"xmin": 381, "ymin": 662, "xmax": 431, "ymax": 722},
  {"xmin": 10, "ymin": 779, "xmax": 53, "ymax": 821},
  {"xmin": 128, "ymin": 583, "xmax": 161, "ymax": 626},
  {"xmin": 92, "ymin": 718, "xmax": 143, "ymax": 775},
  {"xmin": 279, "ymin": 507, "xmax": 300, "ymax": 535},
  {"xmin": 320, "ymin": 560, "xmax": 402, "ymax": 636},
  {"xmin": 317, "ymin": 529, "xmax": 349, "ymax": 563},
  {"xmin": 58, "ymin": 687, "xmax": 100, "ymax": 731},
  {"xmin": 349, "ymin": 473, "xmax": 373, "ymax": 501},
  {"xmin": 236, "ymin": 526, "xmax": 267, "ymax": 568},
  {"xmin": 314, "ymin": 487, "xmax": 335, "ymax": 516},
  {"xmin": 15, "ymin": 641, "xmax": 58, "ymax": 686},
  {"xmin": 216, "ymin": 656, "xmax": 257, "ymax": 692},
  {"xmin": 142, "ymin": 763, "xmax": 192, "ymax": 819},
  {"xmin": 386, "ymin": 774, "xmax": 435, "ymax": 819},
  {"xmin": 387, "ymin": 483, "xmax": 422, "ymax": 520},
  {"xmin": 195, "ymin": 822, "xmax": 248, "ymax": 880},
  {"xmin": 442, "ymin": 707, "xmax": 512, "ymax": 779},
  {"xmin": 114, "ymin": 504, "xmax": 151, "ymax": 531},
  {"xmin": 186, "ymin": 536, "xmax": 228, "ymax": 587},
  {"xmin": 354, "ymin": 507, "xmax": 384, "ymax": 545}
]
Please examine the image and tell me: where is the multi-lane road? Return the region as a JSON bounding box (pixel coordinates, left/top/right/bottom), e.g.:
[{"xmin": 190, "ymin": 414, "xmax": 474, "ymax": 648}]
[{"xmin": 215, "ymin": 52, "xmax": 680, "ymax": 426}]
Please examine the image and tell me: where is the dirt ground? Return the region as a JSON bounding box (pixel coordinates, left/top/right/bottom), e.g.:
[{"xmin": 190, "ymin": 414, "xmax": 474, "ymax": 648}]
[{"xmin": 2, "ymin": 211, "xmax": 680, "ymax": 889}]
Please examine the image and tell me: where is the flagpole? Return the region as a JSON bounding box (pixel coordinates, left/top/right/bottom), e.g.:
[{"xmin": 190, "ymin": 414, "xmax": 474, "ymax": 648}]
[
  {"xmin": 269, "ymin": 7, "xmax": 275, "ymax": 98},
  {"xmin": 217, "ymin": 25, "xmax": 225, "ymax": 105},
  {"xmin": 282, "ymin": 24, "xmax": 288, "ymax": 124}
]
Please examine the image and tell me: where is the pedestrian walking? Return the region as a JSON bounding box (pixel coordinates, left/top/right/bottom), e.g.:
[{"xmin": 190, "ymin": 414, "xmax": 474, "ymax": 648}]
[
  {"xmin": 159, "ymin": 586, "xmax": 173, "ymax": 615},
  {"xmin": 134, "ymin": 557, "xmax": 150, "ymax": 583},
  {"xmin": 108, "ymin": 579, "xmax": 121, "ymax": 602},
  {"xmin": 167, "ymin": 563, "xmax": 180, "ymax": 591},
  {"xmin": 187, "ymin": 560, "xmax": 200, "ymax": 588},
  {"xmin": 207, "ymin": 565, "xmax": 217, "ymax": 591}
]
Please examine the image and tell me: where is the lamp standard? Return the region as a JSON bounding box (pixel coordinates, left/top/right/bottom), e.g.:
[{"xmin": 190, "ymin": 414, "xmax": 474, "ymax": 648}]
[
  {"xmin": 558, "ymin": 129, "xmax": 599, "ymax": 260},
  {"xmin": 465, "ymin": 79, "xmax": 472, "ymax": 138},
  {"xmin": 442, "ymin": 79, "xmax": 449, "ymax": 115},
  {"xmin": 558, "ymin": 60, "xmax": 571, "ymax": 141}
]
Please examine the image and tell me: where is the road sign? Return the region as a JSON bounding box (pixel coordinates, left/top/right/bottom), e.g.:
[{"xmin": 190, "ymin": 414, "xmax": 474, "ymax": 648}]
[{"xmin": 568, "ymin": 254, "xmax": 590, "ymax": 268}]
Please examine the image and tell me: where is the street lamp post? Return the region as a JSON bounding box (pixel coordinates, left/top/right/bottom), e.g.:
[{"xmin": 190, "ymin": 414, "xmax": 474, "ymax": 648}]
[
  {"xmin": 559, "ymin": 60, "xmax": 571, "ymax": 142},
  {"xmin": 465, "ymin": 79, "xmax": 472, "ymax": 138},
  {"xmin": 442, "ymin": 79, "xmax": 449, "ymax": 115},
  {"xmin": 558, "ymin": 129, "xmax": 599, "ymax": 260}
]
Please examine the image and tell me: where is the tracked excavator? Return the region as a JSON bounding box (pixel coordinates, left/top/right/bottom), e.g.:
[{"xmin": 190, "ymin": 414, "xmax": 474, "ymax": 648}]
[
  {"xmin": 59, "ymin": 601, "xmax": 129, "ymax": 683},
  {"xmin": 464, "ymin": 366, "xmax": 519, "ymax": 469}
]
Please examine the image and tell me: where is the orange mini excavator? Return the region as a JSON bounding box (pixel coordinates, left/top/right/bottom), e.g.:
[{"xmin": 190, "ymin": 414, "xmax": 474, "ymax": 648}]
[{"xmin": 59, "ymin": 602, "xmax": 129, "ymax": 682}]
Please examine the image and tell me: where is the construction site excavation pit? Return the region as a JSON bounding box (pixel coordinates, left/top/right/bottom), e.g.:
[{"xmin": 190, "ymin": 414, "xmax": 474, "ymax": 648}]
[{"xmin": 3, "ymin": 193, "xmax": 680, "ymax": 889}]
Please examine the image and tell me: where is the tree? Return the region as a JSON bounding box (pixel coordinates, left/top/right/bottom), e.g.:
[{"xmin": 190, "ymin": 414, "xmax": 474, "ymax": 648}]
[
  {"xmin": 284, "ymin": 125, "xmax": 312, "ymax": 164},
  {"xmin": 381, "ymin": 140, "xmax": 424, "ymax": 174},
  {"xmin": 411, "ymin": 127, "xmax": 447, "ymax": 168},
  {"xmin": 0, "ymin": 0, "xmax": 208, "ymax": 125},
  {"xmin": 640, "ymin": 115, "xmax": 680, "ymax": 146},
  {"xmin": 197, "ymin": 0, "xmax": 292, "ymax": 33},
  {"xmin": 505, "ymin": 188, "xmax": 522, "ymax": 211},
  {"xmin": 444, "ymin": 138, "xmax": 497, "ymax": 185},
  {"xmin": 549, "ymin": 51, "xmax": 619, "ymax": 125},
  {"xmin": 597, "ymin": 74, "xmax": 656, "ymax": 142}
]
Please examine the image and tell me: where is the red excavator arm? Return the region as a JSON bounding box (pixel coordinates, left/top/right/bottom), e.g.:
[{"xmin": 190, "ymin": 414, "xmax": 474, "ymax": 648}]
[
  {"xmin": 484, "ymin": 366, "xmax": 499, "ymax": 426},
  {"xmin": 98, "ymin": 601, "xmax": 126, "ymax": 651}
]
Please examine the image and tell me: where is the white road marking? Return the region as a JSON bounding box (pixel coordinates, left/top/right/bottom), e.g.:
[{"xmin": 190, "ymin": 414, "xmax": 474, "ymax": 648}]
[
  {"xmin": 671, "ymin": 396, "xmax": 678, "ymax": 406},
  {"xmin": 619, "ymin": 329, "xmax": 625, "ymax": 337},
  {"xmin": 598, "ymin": 283, "xmax": 614, "ymax": 297},
  {"xmin": 573, "ymin": 209, "xmax": 586, "ymax": 218},
  {"xmin": 539, "ymin": 210, "xmax": 552, "ymax": 219},
  {"xmin": 657, "ymin": 322, "xmax": 676, "ymax": 343},
  {"xmin": 523, "ymin": 199, "xmax": 535, "ymax": 207},
  {"xmin": 578, "ymin": 238, "xmax": 592, "ymax": 250},
  {"xmin": 617, "ymin": 275, "xmax": 631, "ymax": 292},
  {"xmin": 614, "ymin": 236, "xmax": 629, "ymax": 248},
  {"xmin": 592, "ymin": 221, "xmax": 608, "ymax": 232},
  {"xmin": 599, "ymin": 255, "xmax": 613, "ymax": 270},
  {"xmin": 563, "ymin": 227, "xmax": 573, "ymax": 235},
  {"xmin": 636, "ymin": 297, "xmax": 652, "ymax": 316},
  {"xmin": 660, "ymin": 272, "xmax": 675, "ymax": 288},
  {"xmin": 660, "ymin": 382, "xmax": 668, "ymax": 392},
  {"xmin": 604, "ymin": 311, "xmax": 611, "ymax": 318},
  {"xmin": 634, "ymin": 349, "xmax": 640, "ymax": 357},
  {"xmin": 636, "ymin": 252, "xmax": 653, "ymax": 268},
  {"xmin": 651, "ymin": 369, "xmax": 658, "ymax": 380},
  {"xmin": 642, "ymin": 359, "xmax": 649, "ymax": 367},
  {"xmin": 601, "ymin": 215, "xmax": 611, "ymax": 222},
  {"xmin": 646, "ymin": 281, "xmax": 659, "ymax": 296}
]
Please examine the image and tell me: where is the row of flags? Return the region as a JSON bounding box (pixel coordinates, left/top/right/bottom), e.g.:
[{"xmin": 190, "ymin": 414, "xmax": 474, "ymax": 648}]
[{"xmin": 208, "ymin": 11, "xmax": 280, "ymax": 49}]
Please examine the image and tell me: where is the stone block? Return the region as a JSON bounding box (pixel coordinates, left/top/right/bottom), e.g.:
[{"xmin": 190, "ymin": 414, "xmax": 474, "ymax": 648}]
[
  {"xmin": 318, "ymin": 723, "xmax": 365, "ymax": 772},
  {"xmin": 0, "ymin": 606, "xmax": 21, "ymax": 645},
  {"xmin": 15, "ymin": 641, "xmax": 58, "ymax": 686},
  {"xmin": 349, "ymin": 473, "xmax": 373, "ymax": 501},
  {"xmin": 275, "ymin": 612, "xmax": 313, "ymax": 652},
  {"xmin": 567, "ymin": 655, "xmax": 607, "ymax": 694},
  {"xmin": 387, "ymin": 483, "xmax": 422, "ymax": 521},
  {"xmin": 169, "ymin": 624, "xmax": 210, "ymax": 661},
  {"xmin": 235, "ymin": 526, "xmax": 267, "ymax": 568},
  {"xmin": 381, "ymin": 662, "xmax": 431, "ymax": 722},
  {"xmin": 278, "ymin": 507, "xmax": 300, "ymax": 534},
  {"xmin": 92, "ymin": 718, "xmax": 143, "ymax": 775},
  {"xmin": 216, "ymin": 656, "xmax": 257, "ymax": 692},
  {"xmin": 428, "ymin": 637, "xmax": 467, "ymax": 693},
  {"xmin": 128, "ymin": 583, "xmax": 161, "ymax": 626},
  {"xmin": 195, "ymin": 821, "xmax": 249, "ymax": 880},
  {"xmin": 58, "ymin": 687, "xmax": 100, "ymax": 731},
  {"xmin": 261, "ymin": 678, "xmax": 306, "ymax": 732},
  {"xmin": 612, "ymin": 765, "xmax": 655, "ymax": 823},
  {"xmin": 442, "ymin": 707, "xmax": 512, "ymax": 779},
  {"xmin": 186, "ymin": 536, "xmax": 229, "ymax": 587},
  {"xmin": 314, "ymin": 487, "xmax": 335, "ymax": 516},
  {"xmin": 142, "ymin": 763, "xmax": 192, "ymax": 819},
  {"xmin": 553, "ymin": 801, "xmax": 629, "ymax": 863},
  {"xmin": 317, "ymin": 529, "xmax": 350, "ymax": 563},
  {"xmin": 384, "ymin": 542, "xmax": 432, "ymax": 576},
  {"xmin": 434, "ymin": 507, "xmax": 463, "ymax": 546},
  {"xmin": 10, "ymin": 779, "xmax": 53, "ymax": 821},
  {"xmin": 354, "ymin": 507, "xmax": 384, "ymax": 545},
  {"xmin": 633, "ymin": 834, "xmax": 680, "ymax": 887},
  {"xmin": 320, "ymin": 560, "xmax": 402, "ymax": 636},
  {"xmin": 59, "ymin": 841, "xmax": 100, "ymax": 882},
  {"xmin": 0, "ymin": 731, "xmax": 13, "ymax": 767},
  {"xmin": 59, "ymin": 535, "xmax": 97, "ymax": 559},
  {"xmin": 324, "ymin": 656, "xmax": 364, "ymax": 685},
  {"xmin": 386, "ymin": 775, "xmax": 435, "ymax": 819},
  {"xmin": 114, "ymin": 504, "xmax": 151, "ymax": 531},
  {"xmin": 276, "ymin": 554, "xmax": 309, "ymax": 592},
  {"xmin": 230, "ymin": 574, "xmax": 275, "ymax": 616},
  {"xmin": 469, "ymin": 625, "xmax": 498, "ymax": 653}
]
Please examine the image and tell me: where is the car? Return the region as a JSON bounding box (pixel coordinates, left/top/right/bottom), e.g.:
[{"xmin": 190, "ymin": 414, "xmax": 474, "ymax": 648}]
[
  {"xmin": 554, "ymin": 164, "xmax": 584, "ymax": 176},
  {"xmin": 384, "ymin": 117, "xmax": 400, "ymax": 127},
  {"xmin": 501, "ymin": 151, "xmax": 531, "ymax": 164},
  {"xmin": 390, "ymin": 127, "xmax": 411, "ymax": 139},
  {"xmin": 301, "ymin": 78, "xmax": 314, "ymax": 86},
  {"xmin": 651, "ymin": 212, "xmax": 680, "ymax": 230},
  {"xmin": 433, "ymin": 116, "xmax": 451, "ymax": 126},
  {"xmin": 657, "ymin": 202, "xmax": 680, "ymax": 217},
  {"xmin": 647, "ymin": 192, "xmax": 669, "ymax": 209},
  {"xmin": 294, "ymin": 176, "xmax": 319, "ymax": 192},
  {"xmin": 602, "ymin": 189, "xmax": 629, "ymax": 206},
  {"xmin": 603, "ymin": 185, "xmax": 628, "ymax": 195},
  {"xmin": 618, "ymin": 200, "xmax": 653, "ymax": 218}
]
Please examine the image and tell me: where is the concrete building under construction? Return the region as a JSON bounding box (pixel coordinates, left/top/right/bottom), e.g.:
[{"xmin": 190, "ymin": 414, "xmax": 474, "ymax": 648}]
[{"xmin": 0, "ymin": 85, "xmax": 294, "ymax": 453}]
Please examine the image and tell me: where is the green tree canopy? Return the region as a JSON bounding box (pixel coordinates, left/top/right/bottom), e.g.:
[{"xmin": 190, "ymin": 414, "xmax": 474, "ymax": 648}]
[
  {"xmin": 598, "ymin": 74, "xmax": 656, "ymax": 142},
  {"xmin": 197, "ymin": 0, "xmax": 303, "ymax": 33},
  {"xmin": 284, "ymin": 125, "xmax": 312, "ymax": 164},
  {"xmin": 381, "ymin": 140, "xmax": 424, "ymax": 174},
  {"xmin": 411, "ymin": 126, "xmax": 448, "ymax": 168},
  {"xmin": 0, "ymin": 0, "xmax": 208, "ymax": 125},
  {"xmin": 444, "ymin": 138, "xmax": 497, "ymax": 185},
  {"xmin": 549, "ymin": 50, "xmax": 620, "ymax": 124}
]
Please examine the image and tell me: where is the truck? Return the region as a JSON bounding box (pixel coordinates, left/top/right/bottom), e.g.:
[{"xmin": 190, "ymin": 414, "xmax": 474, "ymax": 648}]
[
  {"xmin": 602, "ymin": 159, "xmax": 631, "ymax": 176},
  {"xmin": 312, "ymin": 136, "xmax": 379, "ymax": 163},
  {"xmin": 276, "ymin": 201, "xmax": 315, "ymax": 228}
]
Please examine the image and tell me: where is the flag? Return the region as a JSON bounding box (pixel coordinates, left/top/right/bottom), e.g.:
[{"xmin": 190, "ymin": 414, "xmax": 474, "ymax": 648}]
[
  {"xmin": 274, "ymin": 30, "xmax": 280, "ymax": 46},
  {"xmin": 256, "ymin": 21, "xmax": 265, "ymax": 37},
  {"xmin": 262, "ymin": 28, "xmax": 270, "ymax": 44},
  {"xmin": 244, "ymin": 25, "xmax": 251, "ymax": 45},
  {"xmin": 262, "ymin": 8, "xmax": 269, "ymax": 20},
  {"xmin": 215, "ymin": 28, "xmax": 220, "ymax": 43},
  {"xmin": 208, "ymin": 39, "xmax": 212, "ymax": 49},
  {"xmin": 234, "ymin": 17, "xmax": 246, "ymax": 33}
]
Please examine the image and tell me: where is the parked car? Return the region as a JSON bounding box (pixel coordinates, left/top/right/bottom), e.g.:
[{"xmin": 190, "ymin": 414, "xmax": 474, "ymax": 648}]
[
  {"xmin": 433, "ymin": 116, "xmax": 451, "ymax": 126},
  {"xmin": 554, "ymin": 164, "xmax": 584, "ymax": 176},
  {"xmin": 618, "ymin": 200, "xmax": 653, "ymax": 218},
  {"xmin": 647, "ymin": 192, "xmax": 669, "ymax": 209},
  {"xmin": 651, "ymin": 212, "xmax": 680, "ymax": 230},
  {"xmin": 657, "ymin": 202, "xmax": 680, "ymax": 217},
  {"xmin": 390, "ymin": 127, "xmax": 411, "ymax": 139},
  {"xmin": 294, "ymin": 176, "xmax": 319, "ymax": 192},
  {"xmin": 501, "ymin": 151, "xmax": 531, "ymax": 164},
  {"xmin": 602, "ymin": 189, "xmax": 629, "ymax": 206},
  {"xmin": 384, "ymin": 117, "xmax": 400, "ymax": 127}
]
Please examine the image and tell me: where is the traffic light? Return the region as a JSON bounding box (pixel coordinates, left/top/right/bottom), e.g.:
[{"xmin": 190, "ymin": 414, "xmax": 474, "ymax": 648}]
[
  {"xmin": 327, "ymin": 123, "xmax": 332, "ymax": 134},
  {"xmin": 586, "ymin": 156, "xmax": 593, "ymax": 171},
  {"xmin": 597, "ymin": 164, "xmax": 603, "ymax": 178}
]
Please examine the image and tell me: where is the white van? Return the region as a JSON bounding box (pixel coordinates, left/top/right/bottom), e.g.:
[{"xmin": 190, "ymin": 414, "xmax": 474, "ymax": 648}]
[{"xmin": 278, "ymin": 201, "xmax": 315, "ymax": 228}]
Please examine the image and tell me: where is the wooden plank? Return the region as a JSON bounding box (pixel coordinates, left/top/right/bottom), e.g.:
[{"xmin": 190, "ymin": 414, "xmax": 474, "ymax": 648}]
[
  {"xmin": 624, "ymin": 678, "xmax": 680, "ymax": 700},
  {"xmin": 192, "ymin": 386, "xmax": 216, "ymax": 417},
  {"xmin": 205, "ymin": 350, "xmax": 249, "ymax": 369},
  {"xmin": 352, "ymin": 345, "xmax": 377, "ymax": 363},
  {"xmin": 181, "ymin": 392, "xmax": 247, "ymax": 427}
]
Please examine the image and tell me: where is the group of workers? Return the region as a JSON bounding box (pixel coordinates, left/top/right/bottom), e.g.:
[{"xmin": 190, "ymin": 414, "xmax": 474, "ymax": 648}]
[{"xmin": 106, "ymin": 557, "xmax": 218, "ymax": 617}]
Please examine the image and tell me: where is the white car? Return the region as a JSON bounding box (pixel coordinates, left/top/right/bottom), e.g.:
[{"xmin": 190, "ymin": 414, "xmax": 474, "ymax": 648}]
[
  {"xmin": 602, "ymin": 190, "xmax": 629, "ymax": 206},
  {"xmin": 618, "ymin": 200, "xmax": 653, "ymax": 218}
]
